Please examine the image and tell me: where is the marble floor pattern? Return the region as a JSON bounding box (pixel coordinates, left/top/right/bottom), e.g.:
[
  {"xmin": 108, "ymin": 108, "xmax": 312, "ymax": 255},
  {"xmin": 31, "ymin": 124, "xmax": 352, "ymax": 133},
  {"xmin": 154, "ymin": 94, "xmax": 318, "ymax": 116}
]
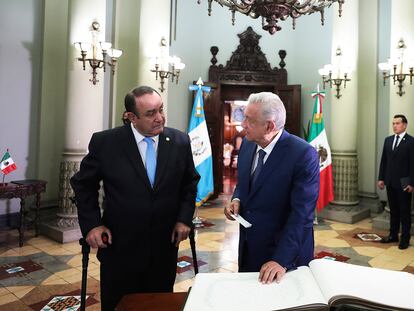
[{"xmin": 0, "ymin": 194, "xmax": 413, "ymax": 310}]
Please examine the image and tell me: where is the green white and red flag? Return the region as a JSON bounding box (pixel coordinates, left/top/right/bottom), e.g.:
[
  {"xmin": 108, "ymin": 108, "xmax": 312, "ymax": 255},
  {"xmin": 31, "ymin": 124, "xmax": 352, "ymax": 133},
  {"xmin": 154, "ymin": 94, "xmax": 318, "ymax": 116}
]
[
  {"xmin": 307, "ymin": 88, "xmax": 334, "ymax": 211},
  {"xmin": 1, "ymin": 150, "xmax": 17, "ymax": 175}
]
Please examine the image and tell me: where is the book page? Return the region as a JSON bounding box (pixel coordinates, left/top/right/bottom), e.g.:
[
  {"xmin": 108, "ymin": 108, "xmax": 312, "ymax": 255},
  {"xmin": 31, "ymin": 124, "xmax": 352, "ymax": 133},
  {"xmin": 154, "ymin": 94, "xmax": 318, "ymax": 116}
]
[
  {"xmin": 309, "ymin": 259, "xmax": 414, "ymax": 310},
  {"xmin": 183, "ymin": 268, "xmax": 327, "ymax": 311}
]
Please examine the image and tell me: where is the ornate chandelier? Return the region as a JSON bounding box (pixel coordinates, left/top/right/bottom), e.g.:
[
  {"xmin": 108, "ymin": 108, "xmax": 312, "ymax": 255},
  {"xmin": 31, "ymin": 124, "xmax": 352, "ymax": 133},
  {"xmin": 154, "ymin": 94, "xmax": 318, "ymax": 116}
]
[{"xmin": 197, "ymin": 0, "xmax": 344, "ymax": 35}]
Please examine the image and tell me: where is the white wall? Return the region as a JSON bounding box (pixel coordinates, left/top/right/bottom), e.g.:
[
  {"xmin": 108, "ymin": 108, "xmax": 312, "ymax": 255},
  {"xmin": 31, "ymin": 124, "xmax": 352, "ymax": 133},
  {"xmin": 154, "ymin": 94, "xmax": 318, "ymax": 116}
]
[{"xmin": 0, "ymin": 0, "xmax": 44, "ymax": 214}]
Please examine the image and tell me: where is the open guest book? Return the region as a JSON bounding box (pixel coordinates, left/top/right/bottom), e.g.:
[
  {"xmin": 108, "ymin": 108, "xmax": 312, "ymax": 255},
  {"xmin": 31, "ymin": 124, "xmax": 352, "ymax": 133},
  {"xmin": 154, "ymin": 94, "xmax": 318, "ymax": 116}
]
[{"xmin": 183, "ymin": 259, "xmax": 414, "ymax": 311}]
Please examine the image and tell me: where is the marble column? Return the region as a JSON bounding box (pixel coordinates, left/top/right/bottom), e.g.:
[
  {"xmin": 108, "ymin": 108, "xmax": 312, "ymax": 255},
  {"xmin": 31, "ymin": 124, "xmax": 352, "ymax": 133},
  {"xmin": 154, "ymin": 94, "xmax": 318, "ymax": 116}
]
[
  {"xmin": 357, "ymin": 0, "xmax": 382, "ymax": 214},
  {"xmin": 41, "ymin": 0, "xmax": 173, "ymax": 242},
  {"xmin": 319, "ymin": 0, "xmax": 370, "ymax": 223},
  {"xmin": 112, "ymin": 0, "xmax": 171, "ymax": 127},
  {"xmin": 37, "ymin": 0, "xmax": 69, "ymax": 206},
  {"xmin": 373, "ymin": 0, "xmax": 414, "ymax": 233},
  {"xmin": 41, "ymin": 0, "xmax": 107, "ymax": 242}
]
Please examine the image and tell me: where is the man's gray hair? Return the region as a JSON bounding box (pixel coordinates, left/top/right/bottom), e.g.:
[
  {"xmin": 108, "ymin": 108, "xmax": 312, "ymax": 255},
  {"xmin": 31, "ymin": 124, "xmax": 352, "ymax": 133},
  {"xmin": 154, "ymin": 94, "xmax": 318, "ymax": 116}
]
[{"xmin": 247, "ymin": 92, "xmax": 286, "ymax": 130}]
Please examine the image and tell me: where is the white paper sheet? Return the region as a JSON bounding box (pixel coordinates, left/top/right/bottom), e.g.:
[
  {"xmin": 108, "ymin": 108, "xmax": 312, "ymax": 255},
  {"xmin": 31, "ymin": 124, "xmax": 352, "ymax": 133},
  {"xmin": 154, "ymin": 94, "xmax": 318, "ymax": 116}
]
[{"xmin": 231, "ymin": 214, "xmax": 252, "ymax": 228}]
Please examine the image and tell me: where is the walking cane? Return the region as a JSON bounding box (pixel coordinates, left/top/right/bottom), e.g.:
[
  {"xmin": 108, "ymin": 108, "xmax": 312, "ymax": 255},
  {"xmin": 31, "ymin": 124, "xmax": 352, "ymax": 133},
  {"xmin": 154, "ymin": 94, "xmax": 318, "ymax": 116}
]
[
  {"xmin": 189, "ymin": 225, "xmax": 198, "ymax": 275},
  {"xmin": 79, "ymin": 237, "xmax": 90, "ymax": 311},
  {"xmin": 79, "ymin": 232, "xmax": 109, "ymax": 311},
  {"xmin": 71, "ymin": 195, "xmax": 90, "ymax": 311}
]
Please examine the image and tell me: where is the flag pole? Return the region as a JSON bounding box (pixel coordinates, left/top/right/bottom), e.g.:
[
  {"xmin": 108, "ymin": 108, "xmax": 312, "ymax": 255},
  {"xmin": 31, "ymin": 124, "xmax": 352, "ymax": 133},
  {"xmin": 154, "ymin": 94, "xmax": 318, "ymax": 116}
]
[
  {"xmin": 1, "ymin": 149, "xmax": 5, "ymax": 185},
  {"xmin": 188, "ymin": 77, "xmax": 214, "ymax": 228},
  {"xmin": 192, "ymin": 205, "xmax": 203, "ymax": 227},
  {"xmin": 313, "ymin": 209, "xmax": 319, "ymax": 225},
  {"xmin": 192, "ymin": 78, "xmax": 205, "ymax": 227},
  {"xmin": 309, "ymin": 84, "xmax": 333, "ymax": 224}
]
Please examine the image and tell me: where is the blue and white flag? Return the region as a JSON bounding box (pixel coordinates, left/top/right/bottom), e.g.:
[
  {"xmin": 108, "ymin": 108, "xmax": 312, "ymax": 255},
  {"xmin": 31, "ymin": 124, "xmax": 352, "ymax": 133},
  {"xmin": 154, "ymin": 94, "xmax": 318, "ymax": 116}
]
[{"xmin": 188, "ymin": 78, "xmax": 214, "ymax": 206}]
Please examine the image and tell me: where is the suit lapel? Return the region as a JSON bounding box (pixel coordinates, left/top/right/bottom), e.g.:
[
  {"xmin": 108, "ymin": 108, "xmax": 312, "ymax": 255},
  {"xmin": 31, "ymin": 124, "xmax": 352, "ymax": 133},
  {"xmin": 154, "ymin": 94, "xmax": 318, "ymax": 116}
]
[
  {"xmin": 248, "ymin": 130, "xmax": 290, "ymax": 199},
  {"xmin": 237, "ymin": 141, "xmax": 256, "ymax": 196},
  {"xmin": 120, "ymin": 125, "xmax": 152, "ymax": 190},
  {"xmin": 392, "ymin": 134, "xmax": 406, "ymax": 157},
  {"xmin": 154, "ymin": 131, "xmax": 171, "ymax": 189},
  {"xmin": 388, "ymin": 136, "xmax": 393, "ymax": 150},
  {"xmin": 385, "ymin": 136, "xmax": 395, "ymax": 158}
]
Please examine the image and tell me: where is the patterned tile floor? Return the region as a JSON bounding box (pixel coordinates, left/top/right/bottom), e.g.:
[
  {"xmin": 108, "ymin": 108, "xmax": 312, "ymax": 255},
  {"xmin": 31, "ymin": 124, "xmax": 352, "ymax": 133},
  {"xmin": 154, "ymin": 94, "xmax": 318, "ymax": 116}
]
[{"xmin": 0, "ymin": 193, "xmax": 413, "ymax": 310}]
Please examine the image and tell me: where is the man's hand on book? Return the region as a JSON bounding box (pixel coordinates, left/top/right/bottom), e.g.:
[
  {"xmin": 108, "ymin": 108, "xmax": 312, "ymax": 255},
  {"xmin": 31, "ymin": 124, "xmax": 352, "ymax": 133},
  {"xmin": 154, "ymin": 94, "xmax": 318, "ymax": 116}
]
[{"xmin": 259, "ymin": 261, "xmax": 286, "ymax": 284}]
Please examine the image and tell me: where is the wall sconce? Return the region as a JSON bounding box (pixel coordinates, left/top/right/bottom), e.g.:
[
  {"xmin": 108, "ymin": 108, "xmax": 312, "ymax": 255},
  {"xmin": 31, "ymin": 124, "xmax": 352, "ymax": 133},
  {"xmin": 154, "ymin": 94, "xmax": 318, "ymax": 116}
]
[
  {"xmin": 74, "ymin": 21, "xmax": 123, "ymax": 85},
  {"xmin": 378, "ymin": 39, "xmax": 413, "ymax": 97},
  {"xmin": 318, "ymin": 47, "xmax": 352, "ymax": 99},
  {"xmin": 150, "ymin": 38, "xmax": 185, "ymax": 92}
]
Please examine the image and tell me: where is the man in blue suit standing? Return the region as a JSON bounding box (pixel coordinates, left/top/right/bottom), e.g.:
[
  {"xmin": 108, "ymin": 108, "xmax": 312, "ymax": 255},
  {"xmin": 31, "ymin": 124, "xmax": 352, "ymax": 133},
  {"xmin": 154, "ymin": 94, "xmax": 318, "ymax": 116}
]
[{"xmin": 224, "ymin": 92, "xmax": 320, "ymax": 284}]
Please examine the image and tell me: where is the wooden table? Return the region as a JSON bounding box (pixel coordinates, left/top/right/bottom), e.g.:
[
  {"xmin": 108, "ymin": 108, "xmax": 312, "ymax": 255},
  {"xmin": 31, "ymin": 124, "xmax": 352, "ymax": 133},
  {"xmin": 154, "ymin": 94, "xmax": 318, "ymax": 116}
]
[
  {"xmin": 0, "ymin": 179, "xmax": 47, "ymax": 246},
  {"xmin": 117, "ymin": 292, "xmax": 188, "ymax": 311}
]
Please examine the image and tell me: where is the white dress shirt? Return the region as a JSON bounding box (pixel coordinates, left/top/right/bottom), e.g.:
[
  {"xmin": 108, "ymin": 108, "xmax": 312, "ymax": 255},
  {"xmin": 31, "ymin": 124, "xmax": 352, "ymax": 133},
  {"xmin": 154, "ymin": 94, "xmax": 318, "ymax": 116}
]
[
  {"xmin": 251, "ymin": 129, "xmax": 283, "ymax": 175},
  {"xmin": 392, "ymin": 131, "xmax": 406, "ymax": 150},
  {"xmin": 130, "ymin": 122, "xmax": 159, "ymax": 167}
]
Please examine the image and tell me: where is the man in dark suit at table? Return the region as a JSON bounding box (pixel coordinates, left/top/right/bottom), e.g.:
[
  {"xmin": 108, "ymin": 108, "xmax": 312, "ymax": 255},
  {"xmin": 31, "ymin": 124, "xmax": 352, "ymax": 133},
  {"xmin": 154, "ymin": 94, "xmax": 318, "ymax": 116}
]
[
  {"xmin": 378, "ymin": 114, "xmax": 414, "ymax": 250},
  {"xmin": 71, "ymin": 86, "xmax": 200, "ymax": 310},
  {"xmin": 224, "ymin": 92, "xmax": 320, "ymax": 284}
]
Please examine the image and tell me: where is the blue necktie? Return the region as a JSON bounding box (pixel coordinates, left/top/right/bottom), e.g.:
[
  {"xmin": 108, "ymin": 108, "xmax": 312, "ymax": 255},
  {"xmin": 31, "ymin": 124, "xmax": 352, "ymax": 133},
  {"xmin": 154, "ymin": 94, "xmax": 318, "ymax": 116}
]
[
  {"xmin": 144, "ymin": 137, "xmax": 156, "ymax": 187},
  {"xmin": 251, "ymin": 149, "xmax": 266, "ymax": 186}
]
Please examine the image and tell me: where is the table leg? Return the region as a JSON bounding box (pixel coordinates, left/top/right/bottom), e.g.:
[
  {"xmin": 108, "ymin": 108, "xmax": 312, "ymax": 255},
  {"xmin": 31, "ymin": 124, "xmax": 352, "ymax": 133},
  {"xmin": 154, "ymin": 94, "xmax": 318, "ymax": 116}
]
[
  {"xmin": 19, "ymin": 197, "xmax": 25, "ymax": 247},
  {"xmin": 35, "ymin": 192, "xmax": 41, "ymax": 237}
]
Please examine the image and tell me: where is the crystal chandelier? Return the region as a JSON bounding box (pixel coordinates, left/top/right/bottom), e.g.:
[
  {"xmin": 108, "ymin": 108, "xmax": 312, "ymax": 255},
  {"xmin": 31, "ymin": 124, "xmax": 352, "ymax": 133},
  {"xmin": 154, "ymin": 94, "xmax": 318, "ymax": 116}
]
[{"xmin": 197, "ymin": 0, "xmax": 344, "ymax": 35}]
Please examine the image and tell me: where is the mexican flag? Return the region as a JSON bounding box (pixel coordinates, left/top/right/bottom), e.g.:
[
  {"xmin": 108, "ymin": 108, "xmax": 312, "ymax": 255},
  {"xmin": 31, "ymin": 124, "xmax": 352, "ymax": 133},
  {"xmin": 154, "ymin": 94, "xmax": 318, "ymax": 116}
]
[
  {"xmin": 307, "ymin": 90, "xmax": 334, "ymax": 211},
  {"xmin": 1, "ymin": 151, "xmax": 17, "ymax": 175}
]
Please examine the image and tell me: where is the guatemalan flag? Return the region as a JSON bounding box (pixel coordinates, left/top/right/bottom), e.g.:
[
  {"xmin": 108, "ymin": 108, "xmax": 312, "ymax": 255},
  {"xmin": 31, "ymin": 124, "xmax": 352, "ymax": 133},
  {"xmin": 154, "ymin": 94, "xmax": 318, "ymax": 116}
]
[
  {"xmin": 307, "ymin": 88, "xmax": 334, "ymax": 211},
  {"xmin": 188, "ymin": 78, "xmax": 214, "ymax": 206}
]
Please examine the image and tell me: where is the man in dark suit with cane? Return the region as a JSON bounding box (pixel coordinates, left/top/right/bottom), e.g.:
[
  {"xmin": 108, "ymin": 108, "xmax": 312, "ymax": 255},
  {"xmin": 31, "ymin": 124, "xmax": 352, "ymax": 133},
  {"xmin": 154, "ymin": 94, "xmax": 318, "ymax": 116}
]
[{"xmin": 71, "ymin": 86, "xmax": 200, "ymax": 310}]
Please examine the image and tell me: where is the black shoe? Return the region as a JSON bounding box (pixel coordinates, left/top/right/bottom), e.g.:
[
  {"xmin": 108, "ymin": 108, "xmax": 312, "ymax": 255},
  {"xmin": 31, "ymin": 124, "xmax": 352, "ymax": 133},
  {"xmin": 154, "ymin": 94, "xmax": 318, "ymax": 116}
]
[
  {"xmin": 399, "ymin": 241, "xmax": 409, "ymax": 250},
  {"xmin": 381, "ymin": 236, "xmax": 399, "ymax": 243}
]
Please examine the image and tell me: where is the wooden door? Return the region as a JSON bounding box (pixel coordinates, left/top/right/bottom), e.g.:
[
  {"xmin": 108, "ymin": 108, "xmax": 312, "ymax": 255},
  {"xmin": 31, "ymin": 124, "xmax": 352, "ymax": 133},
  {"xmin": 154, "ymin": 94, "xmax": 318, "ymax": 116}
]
[{"xmin": 204, "ymin": 27, "xmax": 301, "ymax": 199}]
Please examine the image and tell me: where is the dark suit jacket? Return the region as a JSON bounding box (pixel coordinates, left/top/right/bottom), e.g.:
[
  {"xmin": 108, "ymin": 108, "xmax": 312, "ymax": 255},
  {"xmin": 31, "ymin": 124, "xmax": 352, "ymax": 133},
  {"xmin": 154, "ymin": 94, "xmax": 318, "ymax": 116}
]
[
  {"xmin": 70, "ymin": 125, "xmax": 200, "ymax": 266},
  {"xmin": 233, "ymin": 130, "xmax": 320, "ymax": 271},
  {"xmin": 378, "ymin": 133, "xmax": 414, "ymax": 188}
]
